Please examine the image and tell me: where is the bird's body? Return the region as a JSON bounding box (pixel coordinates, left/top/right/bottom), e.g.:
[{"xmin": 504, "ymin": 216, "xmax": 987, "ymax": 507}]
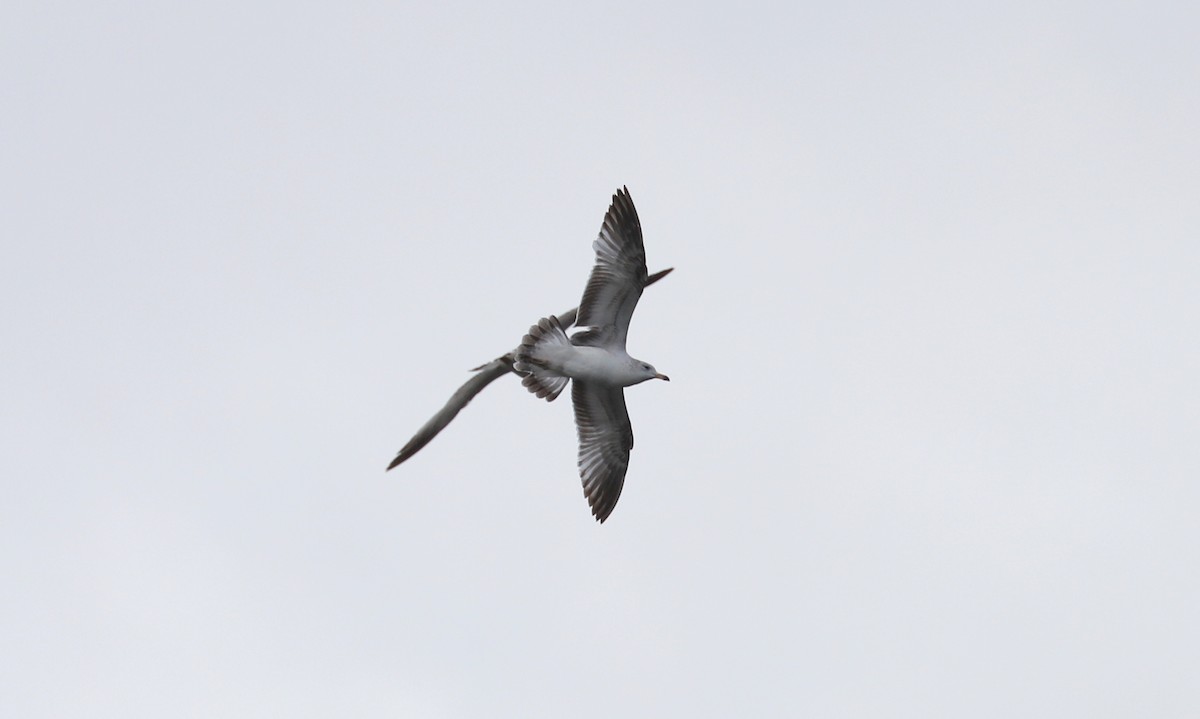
[{"xmin": 528, "ymin": 343, "xmax": 656, "ymax": 386}]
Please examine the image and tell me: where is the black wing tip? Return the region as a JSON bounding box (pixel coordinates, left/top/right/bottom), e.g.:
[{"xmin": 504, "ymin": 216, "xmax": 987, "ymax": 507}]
[
  {"xmin": 611, "ymin": 186, "xmax": 636, "ymax": 215},
  {"xmin": 583, "ymin": 470, "xmax": 623, "ymax": 524},
  {"xmin": 645, "ymin": 267, "xmax": 674, "ymax": 286},
  {"xmin": 386, "ymin": 439, "xmax": 423, "ymax": 470},
  {"xmin": 593, "ymin": 502, "xmax": 615, "ymax": 523}
]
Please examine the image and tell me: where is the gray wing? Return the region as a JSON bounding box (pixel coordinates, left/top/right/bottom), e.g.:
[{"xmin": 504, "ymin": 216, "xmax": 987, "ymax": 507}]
[
  {"xmin": 386, "ymin": 355, "xmax": 514, "ymax": 470},
  {"xmin": 572, "ymin": 381, "xmax": 634, "ymax": 523},
  {"xmin": 385, "ymin": 267, "xmax": 672, "ymax": 470},
  {"xmin": 574, "ymin": 187, "xmax": 648, "ymax": 350}
]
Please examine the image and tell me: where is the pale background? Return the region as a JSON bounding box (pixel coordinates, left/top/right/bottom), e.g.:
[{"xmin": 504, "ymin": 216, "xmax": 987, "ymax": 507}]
[{"xmin": 2, "ymin": 1, "xmax": 1198, "ymax": 716}]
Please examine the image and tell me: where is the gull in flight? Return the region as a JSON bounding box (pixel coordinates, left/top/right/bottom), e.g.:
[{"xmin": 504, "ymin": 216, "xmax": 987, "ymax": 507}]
[
  {"xmin": 513, "ymin": 186, "xmax": 669, "ymax": 521},
  {"xmin": 387, "ymin": 187, "xmax": 670, "ymax": 523}
]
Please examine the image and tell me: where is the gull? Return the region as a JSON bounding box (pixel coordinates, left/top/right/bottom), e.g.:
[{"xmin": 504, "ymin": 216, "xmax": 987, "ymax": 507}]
[
  {"xmin": 513, "ymin": 186, "xmax": 669, "ymax": 522},
  {"xmin": 386, "ymin": 187, "xmax": 670, "ymax": 523}
]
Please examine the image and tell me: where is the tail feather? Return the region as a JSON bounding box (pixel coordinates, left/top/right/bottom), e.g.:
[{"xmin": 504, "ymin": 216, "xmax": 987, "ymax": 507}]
[{"xmin": 514, "ymin": 316, "xmax": 570, "ymax": 401}]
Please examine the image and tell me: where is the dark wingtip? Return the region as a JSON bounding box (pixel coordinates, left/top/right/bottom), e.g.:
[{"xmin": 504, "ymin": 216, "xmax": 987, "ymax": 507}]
[
  {"xmin": 386, "ymin": 443, "xmax": 418, "ymax": 471},
  {"xmin": 646, "ymin": 267, "xmax": 674, "ymax": 287},
  {"xmin": 591, "ymin": 497, "xmax": 616, "ymax": 523},
  {"xmin": 612, "ymin": 185, "xmax": 639, "ymax": 215}
]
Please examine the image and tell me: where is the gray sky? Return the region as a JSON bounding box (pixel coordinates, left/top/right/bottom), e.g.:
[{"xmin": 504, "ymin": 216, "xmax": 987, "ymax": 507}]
[{"xmin": 3, "ymin": 1, "xmax": 1198, "ymax": 716}]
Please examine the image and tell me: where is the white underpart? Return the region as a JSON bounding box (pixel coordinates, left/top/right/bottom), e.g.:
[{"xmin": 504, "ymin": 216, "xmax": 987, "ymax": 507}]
[{"xmin": 535, "ymin": 342, "xmax": 646, "ymax": 386}]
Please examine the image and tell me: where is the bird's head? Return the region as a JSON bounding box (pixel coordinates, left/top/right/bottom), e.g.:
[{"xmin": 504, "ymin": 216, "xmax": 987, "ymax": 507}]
[{"xmin": 634, "ymin": 360, "xmax": 670, "ymax": 384}]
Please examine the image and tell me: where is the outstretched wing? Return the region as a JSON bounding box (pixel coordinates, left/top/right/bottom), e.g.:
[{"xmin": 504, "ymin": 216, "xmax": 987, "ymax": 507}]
[
  {"xmin": 573, "ymin": 186, "xmax": 648, "ymax": 350},
  {"xmin": 385, "ymin": 356, "xmax": 514, "ymax": 470},
  {"xmin": 572, "ymin": 381, "xmax": 634, "ymax": 523}
]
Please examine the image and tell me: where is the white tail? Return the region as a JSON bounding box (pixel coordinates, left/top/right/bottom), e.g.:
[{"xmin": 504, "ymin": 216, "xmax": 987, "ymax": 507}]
[{"xmin": 513, "ymin": 316, "xmax": 570, "ymax": 401}]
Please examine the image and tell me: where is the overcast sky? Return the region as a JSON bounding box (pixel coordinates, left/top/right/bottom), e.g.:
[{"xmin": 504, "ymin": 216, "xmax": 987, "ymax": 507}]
[{"xmin": 3, "ymin": 1, "xmax": 1198, "ymax": 717}]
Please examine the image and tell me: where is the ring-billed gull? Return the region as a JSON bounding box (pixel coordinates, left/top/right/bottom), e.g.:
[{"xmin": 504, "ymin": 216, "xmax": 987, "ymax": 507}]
[
  {"xmin": 513, "ymin": 186, "xmax": 669, "ymax": 522},
  {"xmin": 387, "ymin": 186, "xmax": 670, "ymax": 523}
]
